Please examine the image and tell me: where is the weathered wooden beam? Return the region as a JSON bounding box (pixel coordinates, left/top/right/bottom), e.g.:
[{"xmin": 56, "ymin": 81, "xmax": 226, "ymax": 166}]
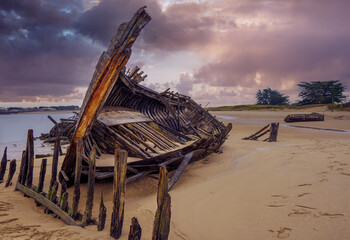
[
  {"xmin": 50, "ymin": 137, "xmax": 60, "ymax": 189},
  {"xmin": 70, "ymin": 138, "xmax": 83, "ymax": 219},
  {"xmin": 98, "ymin": 190, "xmax": 107, "ymax": 231},
  {"xmin": 61, "ymin": 7, "xmax": 151, "ymax": 184},
  {"xmin": 268, "ymin": 122, "xmax": 279, "ymax": 142},
  {"xmin": 5, "ymin": 159, "xmax": 16, "ymax": 187},
  {"xmin": 242, "ymin": 124, "xmax": 270, "ymax": 140},
  {"xmin": 82, "ymin": 147, "xmax": 96, "ymax": 227},
  {"xmin": 110, "ymin": 149, "xmax": 128, "ymax": 239},
  {"xmin": 25, "ymin": 129, "xmax": 34, "ymax": 189},
  {"xmin": 47, "ymin": 115, "xmax": 58, "ymax": 125},
  {"xmin": 152, "ymin": 166, "xmax": 171, "ymax": 240},
  {"xmin": 128, "ymin": 217, "xmax": 142, "ymax": 240},
  {"xmin": 168, "ymin": 151, "xmax": 194, "ymax": 191},
  {"xmin": 0, "ymin": 147, "xmax": 8, "ymax": 183},
  {"xmin": 16, "ymin": 182, "xmax": 79, "ymax": 226}
]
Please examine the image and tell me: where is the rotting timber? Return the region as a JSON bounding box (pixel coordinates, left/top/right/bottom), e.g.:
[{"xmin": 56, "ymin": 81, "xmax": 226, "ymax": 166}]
[{"xmin": 58, "ymin": 7, "xmax": 232, "ymax": 187}]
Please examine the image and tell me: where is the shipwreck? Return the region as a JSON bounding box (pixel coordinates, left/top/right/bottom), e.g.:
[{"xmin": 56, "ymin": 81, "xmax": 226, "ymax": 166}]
[{"xmin": 43, "ymin": 7, "xmax": 233, "ymax": 188}]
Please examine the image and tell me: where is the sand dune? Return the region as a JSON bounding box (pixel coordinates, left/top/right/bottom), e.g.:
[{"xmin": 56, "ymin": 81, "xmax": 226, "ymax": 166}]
[{"xmin": 0, "ymin": 110, "xmax": 349, "ymax": 239}]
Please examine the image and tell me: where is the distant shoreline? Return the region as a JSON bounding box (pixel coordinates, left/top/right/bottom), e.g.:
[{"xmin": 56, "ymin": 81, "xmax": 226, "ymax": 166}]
[{"xmin": 0, "ymin": 110, "xmax": 79, "ymax": 115}]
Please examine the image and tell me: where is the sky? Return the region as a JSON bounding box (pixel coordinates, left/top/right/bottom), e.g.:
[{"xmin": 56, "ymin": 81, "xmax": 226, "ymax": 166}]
[{"xmin": 0, "ymin": 0, "xmax": 349, "ymax": 107}]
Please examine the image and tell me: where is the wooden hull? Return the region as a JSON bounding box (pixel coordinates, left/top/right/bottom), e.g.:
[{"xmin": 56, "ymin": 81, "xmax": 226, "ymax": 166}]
[{"xmin": 284, "ymin": 112, "xmax": 324, "ymax": 123}]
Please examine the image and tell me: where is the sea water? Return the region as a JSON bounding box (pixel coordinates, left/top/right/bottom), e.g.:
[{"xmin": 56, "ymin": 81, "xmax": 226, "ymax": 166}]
[{"xmin": 0, "ymin": 112, "xmax": 74, "ymax": 160}]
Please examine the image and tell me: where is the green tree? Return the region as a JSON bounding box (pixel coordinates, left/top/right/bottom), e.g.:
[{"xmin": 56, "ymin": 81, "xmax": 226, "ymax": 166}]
[
  {"xmin": 256, "ymin": 88, "xmax": 289, "ymax": 105},
  {"xmin": 297, "ymin": 80, "xmax": 346, "ymax": 105}
]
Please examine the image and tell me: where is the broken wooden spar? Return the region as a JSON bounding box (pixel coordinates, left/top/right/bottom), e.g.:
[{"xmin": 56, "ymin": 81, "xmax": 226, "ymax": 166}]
[{"xmin": 60, "ymin": 7, "xmax": 151, "ymax": 184}]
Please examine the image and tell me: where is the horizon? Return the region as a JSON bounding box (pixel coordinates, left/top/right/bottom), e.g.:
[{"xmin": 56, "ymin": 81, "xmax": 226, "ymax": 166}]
[{"xmin": 1, "ymin": 0, "xmax": 350, "ymax": 107}]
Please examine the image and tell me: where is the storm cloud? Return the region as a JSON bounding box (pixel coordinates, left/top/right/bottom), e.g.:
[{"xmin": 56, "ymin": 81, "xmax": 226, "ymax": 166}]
[{"xmin": 0, "ymin": 0, "xmax": 349, "ymax": 105}]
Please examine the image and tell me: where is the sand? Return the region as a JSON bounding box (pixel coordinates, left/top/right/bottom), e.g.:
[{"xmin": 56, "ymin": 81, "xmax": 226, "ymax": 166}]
[{"xmin": 0, "ymin": 107, "xmax": 350, "ymax": 239}]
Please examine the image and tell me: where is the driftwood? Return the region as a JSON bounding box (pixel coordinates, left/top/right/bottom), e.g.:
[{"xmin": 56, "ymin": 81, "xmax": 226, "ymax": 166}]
[
  {"xmin": 284, "ymin": 112, "xmax": 324, "ymax": 123},
  {"xmin": 168, "ymin": 151, "xmax": 194, "ymax": 191},
  {"xmin": 152, "ymin": 166, "xmax": 171, "ymax": 240},
  {"xmin": 110, "ymin": 149, "xmax": 128, "ymax": 239},
  {"xmin": 5, "ymin": 159, "xmax": 16, "ymax": 187},
  {"xmin": 16, "ymin": 182, "xmax": 79, "ymax": 226},
  {"xmin": 243, "ymin": 123, "xmax": 279, "ymax": 142},
  {"xmin": 128, "ymin": 217, "xmax": 142, "ymax": 240},
  {"xmin": 0, "ymin": 147, "xmax": 7, "ymax": 183},
  {"xmin": 82, "ymin": 147, "xmax": 96, "ymax": 227}
]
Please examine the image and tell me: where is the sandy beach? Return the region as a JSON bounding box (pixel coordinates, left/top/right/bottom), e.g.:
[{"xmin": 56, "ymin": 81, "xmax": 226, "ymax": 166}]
[{"xmin": 1, "ymin": 108, "xmax": 350, "ymax": 239}]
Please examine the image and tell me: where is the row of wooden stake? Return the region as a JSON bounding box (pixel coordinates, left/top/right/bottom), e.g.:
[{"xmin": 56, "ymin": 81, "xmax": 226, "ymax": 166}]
[{"xmin": 0, "ymin": 129, "xmax": 171, "ymax": 239}]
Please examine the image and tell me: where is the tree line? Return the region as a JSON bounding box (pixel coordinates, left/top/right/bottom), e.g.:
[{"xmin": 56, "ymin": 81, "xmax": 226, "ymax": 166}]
[{"xmin": 256, "ymin": 80, "xmax": 347, "ymax": 105}]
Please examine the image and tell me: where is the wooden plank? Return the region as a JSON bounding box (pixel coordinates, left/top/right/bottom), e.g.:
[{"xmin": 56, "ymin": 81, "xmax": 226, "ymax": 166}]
[
  {"xmin": 5, "ymin": 159, "xmax": 16, "ymax": 187},
  {"xmin": 110, "ymin": 149, "xmax": 128, "ymax": 239},
  {"xmin": 16, "ymin": 183, "xmax": 79, "ymax": 226},
  {"xmin": 152, "ymin": 166, "xmax": 171, "ymax": 240},
  {"xmin": 82, "ymin": 147, "xmax": 96, "ymax": 227},
  {"xmin": 0, "ymin": 146, "xmax": 7, "ymax": 183},
  {"xmin": 242, "ymin": 124, "xmax": 270, "ymax": 140},
  {"xmin": 168, "ymin": 151, "xmax": 194, "ymax": 191}
]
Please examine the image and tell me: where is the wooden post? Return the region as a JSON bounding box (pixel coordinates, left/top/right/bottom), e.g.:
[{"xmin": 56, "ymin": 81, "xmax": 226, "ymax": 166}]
[
  {"xmin": 152, "ymin": 166, "xmax": 171, "ymax": 240},
  {"xmin": 110, "ymin": 149, "xmax": 128, "ymax": 239},
  {"xmin": 60, "ymin": 192, "xmax": 69, "ymax": 212},
  {"xmin": 268, "ymin": 122, "xmax": 279, "ymax": 142},
  {"xmin": 36, "ymin": 158, "xmax": 47, "ymax": 206},
  {"xmin": 38, "ymin": 159, "xmax": 47, "ymax": 193},
  {"xmin": 25, "ymin": 129, "xmax": 34, "ymax": 188},
  {"xmin": 70, "ymin": 138, "xmax": 83, "ymax": 219},
  {"xmin": 5, "ymin": 160, "xmax": 16, "ymax": 187},
  {"xmin": 50, "ymin": 137, "xmax": 60, "ymax": 189},
  {"xmin": 82, "ymin": 147, "xmax": 96, "ymax": 227},
  {"xmin": 15, "ymin": 151, "xmax": 27, "ymax": 191},
  {"xmin": 45, "ymin": 181, "xmax": 58, "ymax": 214},
  {"xmin": 0, "ymin": 147, "xmax": 8, "ymax": 183},
  {"xmin": 98, "ymin": 190, "xmax": 107, "ymax": 231},
  {"xmin": 128, "ymin": 217, "xmax": 142, "ymax": 240}
]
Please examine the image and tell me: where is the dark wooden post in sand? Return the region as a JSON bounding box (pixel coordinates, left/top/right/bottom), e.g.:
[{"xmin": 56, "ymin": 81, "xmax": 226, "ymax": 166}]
[
  {"xmin": 98, "ymin": 190, "xmax": 107, "ymax": 231},
  {"xmin": 0, "ymin": 147, "xmax": 8, "ymax": 183},
  {"xmin": 50, "ymin": 137, "xmax": 60, "ymax": 189},
  {"xmin": 35, "ymin": 158, "xmax": 47, "ymax": 206},
  {"xmin": 38, "ymin": 159, "xmax": 47, "ymax": 193},
  {"xmin": 110, "ymin": 149, "xmax": 128, "ymax": 239},
  {"xmin": 45, "ymin": 181, "xmax": 58, "ymax": 213},
  {"xmin": 16, "ymin": 151, "xmax": 27, "ymax": 190},
  {"xmin": 128, "ymin": 217, "xmax": 142, "ymax": 240},
  {"xmin": 70, "ymin": 138, "xmax": 83, "ymax": 220},
  {"xmin": 25, "ymin": 129, "xmax": 34, "ymax": 188},
  {"xmin": 268, "ymin": 122, "xmax": 279, "ymax": 142},
  {"xmin": 5, "ymin": 160, "xmax": 16, "ymax": 187},
  {"xmin": 82, "ymin": 147, "xmax": 96, "ymax": 227},
  {"xmin": 152, "ymin": 166, "xmax": 171, "ymax": 240}
]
